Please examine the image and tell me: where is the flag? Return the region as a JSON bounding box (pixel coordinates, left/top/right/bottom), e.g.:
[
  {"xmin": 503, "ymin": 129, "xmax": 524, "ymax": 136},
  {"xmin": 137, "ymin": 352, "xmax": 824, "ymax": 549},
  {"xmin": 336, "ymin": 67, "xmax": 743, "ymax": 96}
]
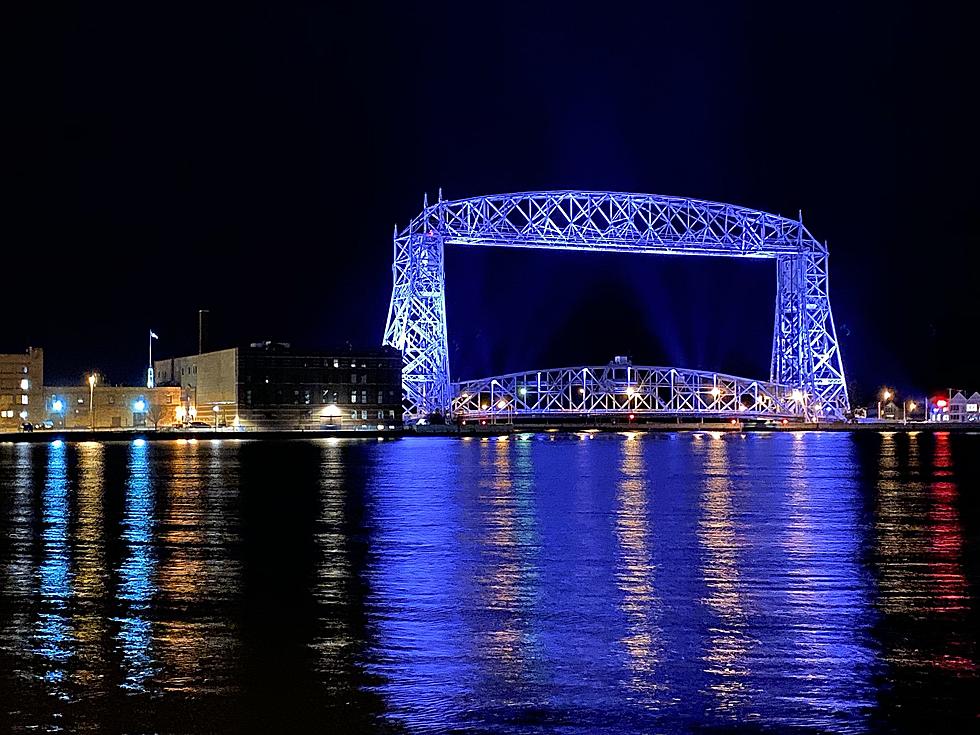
[{"xmin": 150, "ymin": 331, "xmax": 159, "ymax": 339}]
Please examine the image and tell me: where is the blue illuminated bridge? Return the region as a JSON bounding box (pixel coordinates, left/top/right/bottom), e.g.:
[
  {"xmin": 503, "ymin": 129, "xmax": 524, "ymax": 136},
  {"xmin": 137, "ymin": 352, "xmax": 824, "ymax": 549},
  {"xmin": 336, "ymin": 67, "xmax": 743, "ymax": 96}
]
[{"xmin": 383, "ymin": 191, "xmax": 850, "ymax": 423}]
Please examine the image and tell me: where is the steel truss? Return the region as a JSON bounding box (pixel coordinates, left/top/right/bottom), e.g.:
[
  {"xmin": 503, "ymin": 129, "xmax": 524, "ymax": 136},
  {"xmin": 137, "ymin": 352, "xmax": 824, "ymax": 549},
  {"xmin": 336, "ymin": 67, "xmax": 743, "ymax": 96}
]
[
  {"xmin": 452, "ymin": 362, "xmax": 809, "ymax": 420},
  {"xmin": 384, "ymin": 191, "xmax": 849, "ymax": 421}
]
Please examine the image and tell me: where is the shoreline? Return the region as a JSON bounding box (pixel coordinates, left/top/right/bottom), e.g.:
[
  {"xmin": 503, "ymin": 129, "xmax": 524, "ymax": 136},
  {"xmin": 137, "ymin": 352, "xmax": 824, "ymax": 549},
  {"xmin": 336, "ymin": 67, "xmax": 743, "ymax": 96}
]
[{"xmin": 1, "ymin": 422, "xmax": 977, "ymax": 443}]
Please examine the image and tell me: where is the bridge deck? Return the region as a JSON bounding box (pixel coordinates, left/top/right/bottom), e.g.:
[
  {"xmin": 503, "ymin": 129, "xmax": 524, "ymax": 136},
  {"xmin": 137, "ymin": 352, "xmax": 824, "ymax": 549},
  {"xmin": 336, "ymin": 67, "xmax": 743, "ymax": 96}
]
[{"xmin": 451, "ymin": 363, "xmax": 811, "ymax": 420}]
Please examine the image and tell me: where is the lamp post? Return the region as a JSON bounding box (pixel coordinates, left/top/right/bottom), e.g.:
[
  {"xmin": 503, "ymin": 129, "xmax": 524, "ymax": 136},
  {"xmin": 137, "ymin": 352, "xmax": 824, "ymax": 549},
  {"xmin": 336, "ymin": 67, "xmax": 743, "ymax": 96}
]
[
  {"xmin": 88, "ymin": 374, "xmax": 97, "ymax": 430},
  {"xmin": 878, "ymin": 389, "xmax": 891, "ymax": 420},
  {"xmin": 213, "ymin": 404, "xmax": 220, "ymax": 430},
  {"xmin": 51, "ymin": 398, "xmax": 65, "ymax": 428}
]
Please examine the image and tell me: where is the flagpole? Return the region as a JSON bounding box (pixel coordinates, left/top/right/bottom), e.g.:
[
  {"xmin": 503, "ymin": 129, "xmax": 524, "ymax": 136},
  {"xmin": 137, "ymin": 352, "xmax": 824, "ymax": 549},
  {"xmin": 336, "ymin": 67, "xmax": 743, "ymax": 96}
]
[{"xmin": 147, "ymin": 330, "xmax": 157, "ymax": 388}]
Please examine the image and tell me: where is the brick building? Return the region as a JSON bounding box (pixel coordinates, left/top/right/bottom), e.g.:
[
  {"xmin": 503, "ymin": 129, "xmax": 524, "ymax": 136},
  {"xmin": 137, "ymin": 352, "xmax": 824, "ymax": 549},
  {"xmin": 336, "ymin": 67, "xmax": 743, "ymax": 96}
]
[
  {"xmin": 155, "ymin": 342, "xmax": 403, "ymax": 430},
  {"xmin": 0, "ymin": 347, "xmax": 44, "ymax": 430},
  {"xmin": 43, "ymin": 383, "xmax": 181, "ymax": 429}
]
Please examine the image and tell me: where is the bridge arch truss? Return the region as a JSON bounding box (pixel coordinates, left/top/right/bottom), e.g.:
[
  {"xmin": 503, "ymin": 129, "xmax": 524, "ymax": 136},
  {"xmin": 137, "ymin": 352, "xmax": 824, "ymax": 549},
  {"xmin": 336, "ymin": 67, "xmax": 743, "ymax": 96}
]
[
  {"xmin": 383, "ymin": 191, "xmax": 849, "ymax": 421},
  {"xmin": 452, "ymin": 363, "xmax": 809, "ymax": 421}
]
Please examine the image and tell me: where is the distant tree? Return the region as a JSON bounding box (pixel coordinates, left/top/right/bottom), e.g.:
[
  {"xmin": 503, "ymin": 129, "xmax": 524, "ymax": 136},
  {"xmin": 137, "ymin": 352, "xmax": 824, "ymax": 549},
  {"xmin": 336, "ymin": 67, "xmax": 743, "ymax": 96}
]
[{"xmin": 145, "ymin": 399, "xmax": 166, "ymax": 430}]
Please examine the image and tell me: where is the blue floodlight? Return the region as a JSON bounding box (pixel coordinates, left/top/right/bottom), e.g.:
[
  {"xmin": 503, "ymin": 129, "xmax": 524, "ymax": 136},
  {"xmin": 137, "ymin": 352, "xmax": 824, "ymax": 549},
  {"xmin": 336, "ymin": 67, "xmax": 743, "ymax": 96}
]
[
  {"xmin": 52, "ymin": 399, "xmax": 64, "ymax": 413},
  {"xmin": 133, "ymin": 399, "xmax": 147, "ymax": 412}
]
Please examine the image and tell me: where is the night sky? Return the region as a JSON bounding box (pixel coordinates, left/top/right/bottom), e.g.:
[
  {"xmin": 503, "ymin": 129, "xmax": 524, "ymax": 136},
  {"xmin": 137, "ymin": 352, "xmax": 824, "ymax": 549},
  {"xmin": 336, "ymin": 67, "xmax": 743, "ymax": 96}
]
[{"xmin": 8, "ymin": 3, "xmax": 977, "ymax": 404}]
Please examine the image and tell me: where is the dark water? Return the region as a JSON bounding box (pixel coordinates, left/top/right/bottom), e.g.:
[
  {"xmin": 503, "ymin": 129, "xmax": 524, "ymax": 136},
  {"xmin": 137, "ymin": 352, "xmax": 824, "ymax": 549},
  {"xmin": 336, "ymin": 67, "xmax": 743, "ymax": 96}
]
[{"xmin": 0, "ymin": 432, "xmax": 978, "ymax": 733}]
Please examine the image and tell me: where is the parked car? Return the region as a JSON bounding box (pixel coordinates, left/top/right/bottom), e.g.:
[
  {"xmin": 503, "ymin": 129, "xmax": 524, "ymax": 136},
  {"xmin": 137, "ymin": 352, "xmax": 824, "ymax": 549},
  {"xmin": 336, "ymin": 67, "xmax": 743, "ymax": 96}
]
[
  {"xmin": 185, "ymin": 421, "xmax": 212, "ymax": 430},
  {"xmin": 20, "ymin": 422, "xmax": 34, "ymax": 432},
  {"xmin": 33, "ymin": 420, "xmax": 54, "ymax": 430}
]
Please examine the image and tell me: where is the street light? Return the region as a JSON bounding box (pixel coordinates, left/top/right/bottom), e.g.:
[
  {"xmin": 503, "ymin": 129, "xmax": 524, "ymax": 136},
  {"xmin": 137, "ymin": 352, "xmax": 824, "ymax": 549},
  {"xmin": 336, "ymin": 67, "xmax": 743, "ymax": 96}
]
[
  {"xmin": 88, "ymin": 374, "xmax": 97, "ymax": 430},
  {"xmin": 905, "ymin": 400, "xmax": 917, "ymax": 424},
  {"xmin": 878, "ymin": 389, "xmax": 892, "ymax": 420}
]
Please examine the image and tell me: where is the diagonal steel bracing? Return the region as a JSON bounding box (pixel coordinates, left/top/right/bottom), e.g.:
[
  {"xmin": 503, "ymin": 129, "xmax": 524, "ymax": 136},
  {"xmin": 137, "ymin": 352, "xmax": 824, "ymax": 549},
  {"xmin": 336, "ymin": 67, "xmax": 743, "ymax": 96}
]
[{"xmin": 384, "ymin": 191, "xmax": 850, "ymax": 422}]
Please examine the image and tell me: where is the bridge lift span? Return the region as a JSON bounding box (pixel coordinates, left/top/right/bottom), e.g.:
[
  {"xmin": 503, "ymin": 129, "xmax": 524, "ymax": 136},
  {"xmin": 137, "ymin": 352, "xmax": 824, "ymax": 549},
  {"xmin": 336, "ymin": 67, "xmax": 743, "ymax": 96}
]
[{"xmin": 383, "ymin": 191, "xmax": 849, "ymax": 423}]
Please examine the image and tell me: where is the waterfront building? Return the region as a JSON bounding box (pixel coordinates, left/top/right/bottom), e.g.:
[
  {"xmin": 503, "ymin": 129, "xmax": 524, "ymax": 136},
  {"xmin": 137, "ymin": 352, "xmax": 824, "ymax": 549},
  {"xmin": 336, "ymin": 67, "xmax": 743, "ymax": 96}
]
[
  {"xmin": 154, "ymin": 342, "xmax": 403, "ymax": 430},
  {"xmin": 42, "ymin": 383, "xmax": 182, "ymax": 429},
  {"xmin": 0, "ymin": 347, "xmax": 44, "ymax": 430},
  {"xmin": 948, "ymin": 391, "xmax": 980, "ymax": 422}
]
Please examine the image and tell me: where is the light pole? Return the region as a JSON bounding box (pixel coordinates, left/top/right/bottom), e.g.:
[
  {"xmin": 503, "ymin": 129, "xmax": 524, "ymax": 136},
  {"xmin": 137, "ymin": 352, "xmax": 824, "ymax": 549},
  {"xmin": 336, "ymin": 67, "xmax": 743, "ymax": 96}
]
[
  {"xmin": 878, "ymin": 389, "xmax": 892, "ymax": 420},
  {"xmin": 88, "ymin": 374, "xmax": 97, "ymax": 430},
  {"xmin": 213, "ymin": 404, "xmax": 220, "ymax": 430}
]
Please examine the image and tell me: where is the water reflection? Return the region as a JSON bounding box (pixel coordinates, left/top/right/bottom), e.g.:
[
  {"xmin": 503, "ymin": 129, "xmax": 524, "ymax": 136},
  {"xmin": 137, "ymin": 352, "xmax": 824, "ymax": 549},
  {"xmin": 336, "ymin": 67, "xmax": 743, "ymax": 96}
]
[
  {"xmin": 613, "ymin": 435, "xmax": 662, "ymax": 701},
  {"xmin": 696, "ymin": 435, "xmax": 752, "ymax": 716},
  {"xmin": 475, "ymin": 438, "xmax": 540, "ymax": 684},
  {"xmin": 116, "ymin": 439, "xmax": 157, "ymax": 690},
  {"xmin": 0, "ymin": 434, "xmax": 977, "ymax": 733},
  {"xmin": 73, "ymin": 442, "xmax": 107, "ymax": 691},
  {"xmin": 33, "ymin": 439, "xmax": 75, "ymax": 696}
]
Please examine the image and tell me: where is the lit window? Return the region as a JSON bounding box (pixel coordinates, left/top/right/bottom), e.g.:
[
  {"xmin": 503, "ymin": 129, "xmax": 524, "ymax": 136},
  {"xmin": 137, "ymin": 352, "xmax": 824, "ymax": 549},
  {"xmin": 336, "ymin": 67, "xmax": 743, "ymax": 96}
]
[
  {"xmin": 350, "ymin": 410, "xmax": 357, "ymax": 419},
  {"xmin": 360, "ymin": 390, "xmax": 367, "ymax": 403},
  {"xmin": 361, "ymin": 410, "xmax": 367, "ymax": 420},
  {"xmin": 378, "ymin": 391, "xmax": 384, "ymax": 404},
  {"xmin": 377, "ymin": 410, "xmax": 384, "ymax": 419},
  {"xmin": 351, "ymin": 392, "xmax": 358, "ymax": 403},
  {"xmin": 20, "ymin": 379, "xmax": 29, "ymax": 390},
  {"xmin": 333, "ymin": 359, "xmax": 339, "ymax": 368},
  {"xmin": 20, "ymin": 395, "xmax": 28, "ymax": 405}
]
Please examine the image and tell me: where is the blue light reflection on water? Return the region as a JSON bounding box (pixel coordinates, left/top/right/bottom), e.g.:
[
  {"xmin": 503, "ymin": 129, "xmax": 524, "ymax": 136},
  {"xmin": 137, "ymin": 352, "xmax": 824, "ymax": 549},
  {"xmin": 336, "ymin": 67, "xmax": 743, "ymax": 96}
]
[
  {"xmin": 115, "ymin": 438, "xmax": 157, "ymax": 690},
  {"xmin": 35, "ymin": 439, "xmax": 73, "ymax": 690},
  {"xmin": 364, "ymin": 433, "xmax": 884, "ymax": 733},
  {"xmin": 0, "ymin": 432, "xmax": 978, "ymax": 733}
]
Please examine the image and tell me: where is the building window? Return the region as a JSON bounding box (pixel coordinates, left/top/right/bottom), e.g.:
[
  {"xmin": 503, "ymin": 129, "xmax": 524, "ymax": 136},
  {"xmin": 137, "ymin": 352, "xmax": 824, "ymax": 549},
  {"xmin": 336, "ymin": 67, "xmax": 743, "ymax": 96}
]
[
  {"xmin": 1, "ymin": 410, "xmax": 13, "ymax": 418},
  {"xmin": 377, "ymin": 410, "xmax": 384, "ymax": 419},
  {"xmin": 20, "ymin": 395, "xmax": 28, "ymax": 405},
  {"xmin": 78, "ymin": 398, "xmax": 85, "ymax": 404},
  {"xmin": 333, "ymin": 359, "xmax": 339, "ymax": 368},
  {"xmin": 351, "ymin": 391, "xmax": 358, "ymax": 403},
  {"xmin": 350, "ymin": 410, "xmax": 357, "ymax": 419},
  {"xmin": 303, "ymin": 390, "xmax": 311, "ymax": 405},
  {"xmin": 389, "ymin": 410, "xmax": 396, "ymax": 419},
  {"xmin": 20, "ymin": 379, "xmax": 29, "ymax": 390},
  {"xmin": 167, "ymin": 394, "xmax": 173, "ymax": 404},
  {"xmin": 377, "ymin": 391, "xmax": 384, "ymax": 404},
  {"xmin": 350, "ymin": 373, "xmax": 357, "ymax": 384},
  {"xmin": 21, "ymin": 366, "xmax": 28, "ymax": 374},
  {"xmin": 361, "ymin": 410, "xmax": 367, "ymax": 420},
  {"xmin": 360, "ymin": 390, "xmax": 367, "ymax": 404}
]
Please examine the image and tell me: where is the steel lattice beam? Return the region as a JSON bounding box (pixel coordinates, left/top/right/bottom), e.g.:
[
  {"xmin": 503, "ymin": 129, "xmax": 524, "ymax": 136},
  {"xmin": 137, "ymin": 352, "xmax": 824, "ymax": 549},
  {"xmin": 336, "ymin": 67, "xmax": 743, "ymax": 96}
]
[
  {"xmin": 451, "ymin": 362, "xmax": 809, "ymax": 420},
  {"xmin": 383, "ymin": 191, "xmax": 850, "ymax": 422}
]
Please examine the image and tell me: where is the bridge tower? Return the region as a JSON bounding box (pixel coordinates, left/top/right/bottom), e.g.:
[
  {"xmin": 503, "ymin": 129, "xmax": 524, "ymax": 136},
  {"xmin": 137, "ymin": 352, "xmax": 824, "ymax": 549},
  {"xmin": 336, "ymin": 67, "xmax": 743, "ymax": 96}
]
[{"xmin": 384, "ymin": 191, "xmax": 849, "ymax": 422}]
